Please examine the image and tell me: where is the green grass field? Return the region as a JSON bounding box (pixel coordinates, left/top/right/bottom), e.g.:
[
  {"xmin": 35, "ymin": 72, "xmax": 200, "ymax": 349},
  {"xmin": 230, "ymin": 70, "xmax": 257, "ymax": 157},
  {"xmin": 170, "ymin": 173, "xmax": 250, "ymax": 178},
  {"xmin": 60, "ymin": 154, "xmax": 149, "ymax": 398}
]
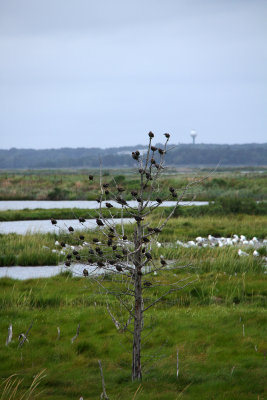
[
  {"xmin": 0, "ymin": 271, "xmax": 266, "ymax": 399},
  {"xmin": 0, "ymin": 168, "xmax": 266, "ymax": 201}
]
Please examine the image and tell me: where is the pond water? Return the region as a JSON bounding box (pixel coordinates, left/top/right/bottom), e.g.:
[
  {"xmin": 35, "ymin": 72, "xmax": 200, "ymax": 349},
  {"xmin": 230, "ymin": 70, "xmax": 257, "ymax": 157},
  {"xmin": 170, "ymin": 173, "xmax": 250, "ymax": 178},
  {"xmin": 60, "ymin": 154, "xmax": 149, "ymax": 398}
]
[
  {"xmin": 0, "ymin": 264, "xmax": 107, "ymax": 280},
  {"xmin": 0, "ymin": 200, "xmax": 208, "ymax": 210},
  {"xmin": 0, "ymin": 218, "xmax": 135, "ymax": 234}
]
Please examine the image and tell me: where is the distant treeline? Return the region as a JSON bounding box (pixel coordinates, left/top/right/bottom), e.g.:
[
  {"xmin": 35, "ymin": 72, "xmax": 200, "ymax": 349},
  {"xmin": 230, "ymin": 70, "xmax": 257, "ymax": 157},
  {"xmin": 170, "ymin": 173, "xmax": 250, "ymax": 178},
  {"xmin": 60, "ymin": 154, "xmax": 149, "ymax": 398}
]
[{"xmin": 0, "ymin": 143, "xmax": 266, "ymax": 168}]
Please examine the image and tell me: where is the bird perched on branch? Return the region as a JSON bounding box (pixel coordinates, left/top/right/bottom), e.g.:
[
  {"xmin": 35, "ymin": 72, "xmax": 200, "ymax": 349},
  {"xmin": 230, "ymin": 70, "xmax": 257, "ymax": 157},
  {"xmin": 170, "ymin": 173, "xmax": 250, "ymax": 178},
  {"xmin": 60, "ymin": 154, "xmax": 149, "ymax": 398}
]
[
  {"xmin": 83, "ymin": 269, "xmax": 89, "ymax": 277},
  {"xmin": 96, "ymin": 219, "xmax": 104, "ymax": 226}
]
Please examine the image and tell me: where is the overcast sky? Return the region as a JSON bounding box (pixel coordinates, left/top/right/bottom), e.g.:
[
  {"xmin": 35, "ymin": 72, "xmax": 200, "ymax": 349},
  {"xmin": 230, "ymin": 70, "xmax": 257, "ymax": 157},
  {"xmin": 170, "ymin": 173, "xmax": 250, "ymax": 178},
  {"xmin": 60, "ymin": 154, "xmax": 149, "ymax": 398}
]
[{"xmin": 0, "ymin": 0, "xmax": 266, "ymax": 149}]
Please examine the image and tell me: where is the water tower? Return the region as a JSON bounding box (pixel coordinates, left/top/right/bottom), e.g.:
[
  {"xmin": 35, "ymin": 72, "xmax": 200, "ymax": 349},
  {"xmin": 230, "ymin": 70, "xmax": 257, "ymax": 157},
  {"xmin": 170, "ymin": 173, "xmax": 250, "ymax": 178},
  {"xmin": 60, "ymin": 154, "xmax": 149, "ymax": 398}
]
[{"xmin": 190, "ymin": 130, "xmax": 197, "ymax": 144}]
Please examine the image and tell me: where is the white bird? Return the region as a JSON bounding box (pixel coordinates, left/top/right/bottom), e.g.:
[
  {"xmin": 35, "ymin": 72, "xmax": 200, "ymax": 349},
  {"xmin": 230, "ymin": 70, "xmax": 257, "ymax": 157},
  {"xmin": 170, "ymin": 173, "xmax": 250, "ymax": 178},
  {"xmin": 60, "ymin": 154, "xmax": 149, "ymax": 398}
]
[
  {"xmin": 253, "ymin": 250, "xmax": 259, "ymax": 257},
  {"xmin": 242, "ymin": 240, "xmax": 249, "ymax": 245},
  {"xmin": 240, "ymin": 235, "xmax": 246, "ymax": 241},
  {"xmin": 156, "ymin": 242, "xmax": 162, "ymax": 248},
  {"xmin": 176, "ymin": 240, "xmax": 183, "ymax": 246},
  {"xmin": 188, "ymin": 241, "xmax": 196, "ymax": 247},
  {"xmin": 55, "ymin": 241, "xmax": 60, "ymax": 246},
  {"xmin": 252, "ymin": 237, "xmax": 258, "ymax": 242},
  {"xmin": 232, "ymin": 238, "xmax": 238, "ymax": 245},
  {"xmin": 196, "ymin": 236, "xmax": 204, "ymax": 243},
  {"xmin": 233, "ymin": 234, "xmax": 239, "ymax": 240},
  {"xmin": 226, "ymin": 238, "xmax": 233, "ymax": 245},
  {"xmin": 249, "ymin": 240, "xmax": 255, "ymax": 246},
  {"xmin": 238, "ymin": 249, "xmax": 249, "ymax": 256},
  {"xmin": 208, "ymin": 235, "xmax": 215, "ymax": 241}
]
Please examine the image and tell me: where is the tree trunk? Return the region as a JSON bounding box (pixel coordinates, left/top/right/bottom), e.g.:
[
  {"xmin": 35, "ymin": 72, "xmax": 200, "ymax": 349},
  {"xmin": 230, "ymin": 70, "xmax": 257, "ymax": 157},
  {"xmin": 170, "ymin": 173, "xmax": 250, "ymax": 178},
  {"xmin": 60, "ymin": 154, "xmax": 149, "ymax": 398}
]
[
  {"xmin": 132, "ymin": 216, "xmax": 143, "ymax": 381},
  {"xmin": 132, "ymin": 269, "xmax": 143, "ymax": 381}
]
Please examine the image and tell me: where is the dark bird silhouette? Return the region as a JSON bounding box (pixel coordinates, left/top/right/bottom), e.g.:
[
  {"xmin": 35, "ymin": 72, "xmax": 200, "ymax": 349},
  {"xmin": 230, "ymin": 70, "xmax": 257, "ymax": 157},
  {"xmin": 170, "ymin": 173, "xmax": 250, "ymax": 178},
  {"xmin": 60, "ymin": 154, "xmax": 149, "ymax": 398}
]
[
  {"xmin": 73, "ymin": 250, "xmax": 79, "ymax": 255},
  {"xmin": 103, "ymin": 183, "xmax": 109, "ymax": 188},
  {"xmin": 97, "ymin": 261, "xmax": 105, "ymax": 268},
  {"xmin": 145, "ymin": 252, "xmax": 152, "ymax": 260},
  {"xmin": 96, "ymin": 219, "xmax": 104, "ymax": 226},
  {"xmin": 66, "ymin": 254, "xmax": 72, "ymax": 260},
  {"xmin": 105, "ymin": 202, "xmax": 113, "ymax": 208},
  {"xmin": 131, "ymin": 190, "xmax": 138, "ymax": 197},
  {"xmin": 123, "ymin": 235, "xmax": 128, "ymax": 240},
  {"xmin": 169, "ymin": 186, "xmax": 175, "ymax": 193},
  {"xmin": 116, "ymin": 265, "xmax": 123, "ymax": 272},
  {"xmin": 83, "ymin": 269, "xmax": 89, "ymax": 276},
  {"xmin": 65, "ymin": 261, "xmax": 71, "ymax": 267},
  {"xmin": 160, "ymin": 259, "xmax": 167, "ymax": 266},
  {"xmin": 156, "ymin": 198, "xmax": 162, "ymax": 204},
  {"xmin": 68, "ymin": 226, "xmax": 74, "ymax": 232},
  {"xmin": 143, "ymin": 281, "xmax": 152, "ymax": 287},
  {"xmin": 60, "ymin": 242, "xmax": 65, "ymax": 247},
  {"xmin": 93, "ymin": 238, "xmax": 100, "ymax": 243},
  {"xmin": 89, "ymin": 175, "xmax": 94, "ymax": 181},
  {"xmin": 79, "ymin": 235, "xmax": 84, "ymax": 240},
  {"xmin": 51, "ymin": 218, "xmax": 57, "ymax": 225},
  {"xmin": 148, "ymin": 131, "xmax": 154, "ymax": 138},
  {"xmin": 79, "ymin": 217, "xmax": 86, "ymax": 223},
  {"xmin": 164, "ymin": 133, "xmax": 170, "ymax": 139},
  {"xmin": 151, "ymin": 146, "xmax": 157, "ymax": 152}
]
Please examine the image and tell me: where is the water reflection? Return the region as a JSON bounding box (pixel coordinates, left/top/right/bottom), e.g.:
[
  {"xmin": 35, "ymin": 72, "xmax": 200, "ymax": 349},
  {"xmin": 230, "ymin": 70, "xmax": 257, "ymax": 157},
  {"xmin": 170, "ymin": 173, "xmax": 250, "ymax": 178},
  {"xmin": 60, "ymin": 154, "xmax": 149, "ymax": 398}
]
[
  {"xmin": 0, "ymin": 218, "xmax": 134, "ymax": 235},
  {"xmin": 0, "ymin": 200, "xmax": 208, "ymax": 211}
]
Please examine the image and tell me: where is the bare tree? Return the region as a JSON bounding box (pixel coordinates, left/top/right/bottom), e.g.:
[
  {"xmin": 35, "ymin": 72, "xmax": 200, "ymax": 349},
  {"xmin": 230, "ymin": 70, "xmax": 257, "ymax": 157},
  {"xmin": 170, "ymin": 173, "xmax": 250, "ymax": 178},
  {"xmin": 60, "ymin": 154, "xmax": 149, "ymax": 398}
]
[{"xmin": 55, "ymin": 132, "xmax": 197, "ymax": 381}]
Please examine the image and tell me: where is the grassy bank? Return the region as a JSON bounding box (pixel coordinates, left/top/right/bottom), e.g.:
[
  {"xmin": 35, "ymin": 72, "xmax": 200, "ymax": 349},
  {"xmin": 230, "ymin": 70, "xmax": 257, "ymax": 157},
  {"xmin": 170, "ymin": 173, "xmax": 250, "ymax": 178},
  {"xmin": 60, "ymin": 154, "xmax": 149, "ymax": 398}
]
[
  {"xmin": 0, "ymin": 273, "xmax": 266, "ymax": 399},
  {"xmin": 1, "ymin": 215, "xmax": 266, "ymax": 266},
  {"xmin": 0, "ymin": 198, "xmax": 266, "ymax": 221},
  {"xmin": 1, "ymin": 169, "xmax": 267, "ymax": 201}
]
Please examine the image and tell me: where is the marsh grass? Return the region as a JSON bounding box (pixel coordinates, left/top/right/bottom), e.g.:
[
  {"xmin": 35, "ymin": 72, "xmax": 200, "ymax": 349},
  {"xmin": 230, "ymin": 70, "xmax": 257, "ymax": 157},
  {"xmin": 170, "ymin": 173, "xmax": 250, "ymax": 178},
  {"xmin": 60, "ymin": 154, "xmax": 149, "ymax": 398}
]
[{"xmin": 0, "ymin": 274, "xmax": 266, "ymax": 399}]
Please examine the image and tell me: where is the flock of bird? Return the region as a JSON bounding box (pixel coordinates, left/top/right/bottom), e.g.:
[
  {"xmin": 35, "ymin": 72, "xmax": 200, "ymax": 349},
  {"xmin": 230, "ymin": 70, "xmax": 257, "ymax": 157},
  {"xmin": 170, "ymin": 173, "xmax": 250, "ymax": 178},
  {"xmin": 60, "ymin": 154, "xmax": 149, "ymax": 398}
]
[{"xmin": 174, "ymin": 234, "xmax": 267, "ymax": 258}]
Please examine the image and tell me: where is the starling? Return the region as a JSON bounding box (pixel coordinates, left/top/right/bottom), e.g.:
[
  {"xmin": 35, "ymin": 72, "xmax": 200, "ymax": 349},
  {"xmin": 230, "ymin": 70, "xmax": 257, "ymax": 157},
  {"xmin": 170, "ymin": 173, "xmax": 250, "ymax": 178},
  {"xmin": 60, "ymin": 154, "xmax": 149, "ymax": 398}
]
[
  {"xmin": 144, "ymin": 281, "xmax": 152, "ymax": 287},
  {"xmin": 155, "ymin": 163, "xmax": 160, "ymax": 169},
  {"xmin": 116, "ymin": 254, "xmax": 122, "ymax": 259},
  {"xmin": 164, "ymin": 133, "xmax": 170, "ymax": 139},
  {"xmin": 135, "ymin": 150, "xmax": 140, "ymax": 156},
  {"xmin": 88, "ymin": 257, "xmax": 94, "ymax": 263},
  {"xmin": 105, "ymin": 202, "xmax": 113, "ymax": 208},
  {"xmin": 116, "ymin": 196, "xmax": 127, "ymax": 206},
  {"xmin": 158, "ymin": 148, "xmax": 165, "ymax": 155},
  {"xmin": 103, "ymin": 183, "xmax": 109, "ymax": 188},
  {"xmin": 131, "ymin": 190, "xmax": 138, "ymax": 197},
  {"xmin": 142, "ymin": 247, "xmax": 146, "ymax": 253},
  {"xmin": 95, "ymin": 247, "xmax": 101, "ymax": 253},
  {"xmin": 93, "ymin": 238, "xmax": 100, "ymax": 243},
  {"xmin": 160, "ymin": 259, "xmax": 167, "ymax": 266},
  {"xmin": 145, "ymin": 172, "xmax": 151, "ymax": 180},
  {"xmin": 89, "ymin": 249, "xmax": 94, "ymax": 255},
  {"xmin": 117, "ymin": 186, "xmax": 125, "ymax": 193},
  {"xmin": 73, "ymin": 250, "xmax": 79, "ymax": 256},
  {"xmin": 97, "ymin": 261, "xmax": 105, "ymax": 268},
  {"xmin": 147, "ymin": 227, "xmax": 154, "ymax": 232},
  {"xmin": 107, "ymin": 239, "xmax": 113, "ymax": 246},
  {"xmin": 51, "ymin": 218, "xmax": 57, "ymax": 225},
  {"xmin": 123, "ymin": 235, "xmax": 127, "ymax": 241},
  {"xmin": 65, "ymin": 261, "xmax": 71, "ymax": 267},
  {"xmin": 108, "ymin": 233, "xmax": 115, "ymax": 239},
  {"xmin": 151, "ymin": 146, "xmax": 157, "ymax": 152},
  {"xmin": 134, "ymin": 215, "xmax": 144, "ymax": 222},
  {"xmin": 153, "ymin": 228, "xmax": 162, "ymax": 233},
  {"xmin": 98, "ymin": 250, "xmax": 103, "ymax": 256},
  {"xmin": 83, "ymin": 269, "xmax": 89, "ymax": 276},
  {"xmin": 79, "ymin": 217, "xmax": 85, "ymax": 223},
  {"xmin": 122, "ymin": 248, "xmax": 127, "ymax": 255},
  {"xmin": 132, "ymin": 152, "xmax": 139, "ymax": 161},
  {"xmin": 145, "ymin": 252, "xmax": 152, "ymax": 260},
  {"xmin": 156, "ymin": 198, "xmax": 162, "ymax": 204},
  {"xmin": 89, "ymin": 175, "xmax": 94, "ymax": 181},
  {"xmin": 105, "ymin": 190, "xmax": 110, "ymax": 195},
  {"xmin": 143, "ymin": 237, "xmax": 150, "ymax": 243},
  {"xmin": 148, "ymin": 131, "xmax": 154, "ymax": 138},
  {"xmin": 96, "ymin": 197, "xmax": 101, "ymax": 203},
  {"xmin": 68, "ymin": 226, "xmax": 74, "ymax": 232},
  {"xmin": 172, "ymin": 192, "xmax": 177, "ymax": 198},
  {"xmin": 109, "ymin": 260, "xmax": 116, "ymax": 265},
  {"xmin": 169, "ymin": 186, "xmax": 175, "ymax": 193},
  {"xmin": 151, "ymin": 158, "xmax": 156, "ymax": 164},
  {"xmin": 79, "ymin": 235, "xmax": 85, "ymax": 241},
  {"xmin": 60, "ymin": 242, "xmax": 65, "ymax": 247},
  {"xmin": 112, "ymin": 245, "xmax": 117, "ymax": 251},
  {"xmin": 116, "ymin": 265, "xmax": 123, "ymax": 272},
  {"xmin": 109, "ymin": 227, "xmax": 115, "ymax": 233},
  {"xmin": 138, "ymin": 168, "xmax": 144, "ymax": 174},
  {"xmin": 96, "ymin": 219, "xmax": 104, "ymax": 226},
  {"xmin": 66, "ymin": 254, "xmax": 72, "ymax": 260},
  {"xmin": 76, "ymin": 255, "xmax": 81, "ymax": 261},
  {"xmin": 137, "ymin": 197, "xmax": 142, "ymax": 203}
]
